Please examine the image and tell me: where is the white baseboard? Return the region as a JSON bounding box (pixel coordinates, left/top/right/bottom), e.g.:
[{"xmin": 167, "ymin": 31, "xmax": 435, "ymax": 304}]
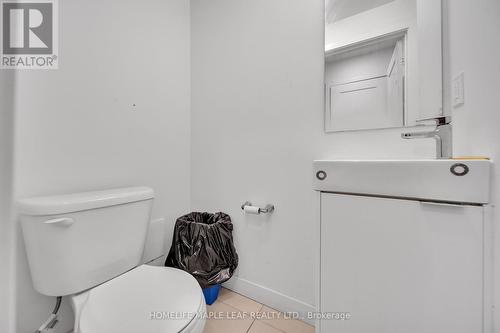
[{"xmin": 223, "ymin": 276, "xmax": 316, "ymax": 326}]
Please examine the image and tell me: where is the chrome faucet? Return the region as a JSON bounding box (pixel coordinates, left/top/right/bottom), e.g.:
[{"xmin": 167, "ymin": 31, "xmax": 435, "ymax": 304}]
[{"xmin": 401, "ymin": 116, "xmax": 452, "ymax": 159}]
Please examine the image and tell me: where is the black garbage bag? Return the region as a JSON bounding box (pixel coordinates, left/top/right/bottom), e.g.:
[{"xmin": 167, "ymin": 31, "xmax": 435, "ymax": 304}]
[{"xmin": 165, "ymin": 212, "xmax": 238, "ymax": 288}]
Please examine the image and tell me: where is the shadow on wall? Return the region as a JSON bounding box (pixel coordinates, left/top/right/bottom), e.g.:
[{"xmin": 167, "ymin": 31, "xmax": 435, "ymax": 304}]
[
  {"xmin": 0, "ymin": 71, "xmax": 15, "ymax": 333},
  {"xmin": 0, "ymin": 72, "xmax": 74, "ymax": 333}
]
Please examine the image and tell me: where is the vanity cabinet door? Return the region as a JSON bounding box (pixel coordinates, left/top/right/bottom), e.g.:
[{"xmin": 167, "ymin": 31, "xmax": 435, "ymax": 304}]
[{"xmin": 320, "ymin": 193, "xmax": 483, "ymax": 333}]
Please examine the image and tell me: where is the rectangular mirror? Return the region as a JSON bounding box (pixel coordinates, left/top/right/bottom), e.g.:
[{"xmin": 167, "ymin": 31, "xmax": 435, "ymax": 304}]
[{"xmin": 324, "ymin": 0, "xmax": 444, "ymax": 132}]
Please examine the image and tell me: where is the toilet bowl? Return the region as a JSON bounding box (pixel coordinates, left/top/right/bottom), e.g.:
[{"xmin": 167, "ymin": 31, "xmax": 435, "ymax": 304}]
[
  {"xmin": 17, "ymin": 187, "xmax": 206, "ymax": 333},
  {"xmin": 71, "ymin": 265, "xmax": 206, "ymax": 333}
]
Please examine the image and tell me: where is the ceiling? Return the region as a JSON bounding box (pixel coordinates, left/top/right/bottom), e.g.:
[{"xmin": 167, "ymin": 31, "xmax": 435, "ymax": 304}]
[{"xmin": 325, "ymin": 0, "xmax": 396, "ymax": 24}]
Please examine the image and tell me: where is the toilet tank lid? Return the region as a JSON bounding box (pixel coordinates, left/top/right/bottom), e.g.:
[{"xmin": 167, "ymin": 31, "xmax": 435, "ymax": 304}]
[{"xmin": 17, "ymin": 187, "xmax": 154, "ymax": 215}]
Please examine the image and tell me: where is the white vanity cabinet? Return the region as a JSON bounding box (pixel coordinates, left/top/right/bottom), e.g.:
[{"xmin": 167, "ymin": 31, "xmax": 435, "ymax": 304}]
[
  {"xmin": 313, "ymin": 159, "xmax": 492, "ymax": 333},
  {"xmin": 320, "ymin": 193, "xmax": 484, "ymax": 333}
]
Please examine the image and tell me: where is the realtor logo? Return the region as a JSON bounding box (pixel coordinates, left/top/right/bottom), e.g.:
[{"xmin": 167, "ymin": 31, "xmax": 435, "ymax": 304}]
[{"xmin": 1, "ymin": 0, "xmax": 58, "ymax": 69}]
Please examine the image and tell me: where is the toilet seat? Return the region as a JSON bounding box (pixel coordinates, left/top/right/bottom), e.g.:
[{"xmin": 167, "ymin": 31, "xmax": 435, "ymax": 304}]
[{"xmin": 71, "ymin": 265, "xmax": 206, "ymax": 333}]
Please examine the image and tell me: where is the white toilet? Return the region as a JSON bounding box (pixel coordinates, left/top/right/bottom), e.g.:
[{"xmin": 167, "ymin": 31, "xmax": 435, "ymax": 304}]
[{"xmin": 18, "ymin": 187, "xmax": 206, "ymax": 333}]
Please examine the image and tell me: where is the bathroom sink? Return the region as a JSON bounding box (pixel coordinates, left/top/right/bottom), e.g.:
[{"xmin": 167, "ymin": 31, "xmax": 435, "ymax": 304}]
[{"xmin": 313, "ymin": 159, "xmax": 491, "ymax": 204}]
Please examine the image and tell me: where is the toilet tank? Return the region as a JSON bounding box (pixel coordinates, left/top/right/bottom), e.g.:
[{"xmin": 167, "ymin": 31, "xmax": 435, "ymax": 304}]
[{"xmin": 17, "ymin": 187, "xmax": 154, "ymax": 296}]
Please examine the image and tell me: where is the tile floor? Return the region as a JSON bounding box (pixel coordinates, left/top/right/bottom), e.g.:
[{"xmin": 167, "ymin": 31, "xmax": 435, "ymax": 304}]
[{"xmin": 203, "ymin": 288, "xmax": 315, "ymax": 333}]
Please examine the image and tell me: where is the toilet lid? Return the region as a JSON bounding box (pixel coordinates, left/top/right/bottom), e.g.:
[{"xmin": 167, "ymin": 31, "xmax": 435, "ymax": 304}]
[{"xmin": 78, "ymin": 265, "xmax": 204, "ymax": 333}]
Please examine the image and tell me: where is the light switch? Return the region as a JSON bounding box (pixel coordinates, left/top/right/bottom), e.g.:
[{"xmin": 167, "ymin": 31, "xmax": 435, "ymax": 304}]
[{"xmin": 452, "ymin": 72, "xmax": 465, "ymax": 108}]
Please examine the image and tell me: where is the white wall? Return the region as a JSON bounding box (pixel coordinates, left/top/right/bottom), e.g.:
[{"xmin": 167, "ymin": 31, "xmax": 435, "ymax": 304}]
[
  {"xmin": 10, "ymin": 0, "xmax": 191, "ymax": 332},
  {"xmin": 443, "ymin": 0, "xmax": 500, "ymax": 330},
  {"xmin": 0, "ymin": 71, "xmax": 15, "ymax": 333},
  {"xmin": 190, "ymin": 0, "xmax": 434, "ymax": 316}
]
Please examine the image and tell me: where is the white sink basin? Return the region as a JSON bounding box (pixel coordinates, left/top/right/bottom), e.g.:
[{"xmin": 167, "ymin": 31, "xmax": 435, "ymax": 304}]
[{"xmin": 313, "ymin": 159, "xmax": 491, "ymax": 204}]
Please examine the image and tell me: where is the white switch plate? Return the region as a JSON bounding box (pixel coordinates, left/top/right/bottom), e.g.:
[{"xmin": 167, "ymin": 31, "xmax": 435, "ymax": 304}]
[{"xmin": 452, "ymin": 72, "xmax": 465, "ymax": 107}]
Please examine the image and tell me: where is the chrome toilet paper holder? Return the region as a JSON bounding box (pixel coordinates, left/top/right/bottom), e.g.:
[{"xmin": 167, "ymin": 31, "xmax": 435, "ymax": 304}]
[{"xmin": 241, "ymin": 201, "xmax": 275, "ymax": 214}]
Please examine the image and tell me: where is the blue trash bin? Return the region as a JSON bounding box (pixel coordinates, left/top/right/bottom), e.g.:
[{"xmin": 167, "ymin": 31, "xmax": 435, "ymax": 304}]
[{"xmin": 203, "ymin": 284, "xmax": 221, "ymax": 305}]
